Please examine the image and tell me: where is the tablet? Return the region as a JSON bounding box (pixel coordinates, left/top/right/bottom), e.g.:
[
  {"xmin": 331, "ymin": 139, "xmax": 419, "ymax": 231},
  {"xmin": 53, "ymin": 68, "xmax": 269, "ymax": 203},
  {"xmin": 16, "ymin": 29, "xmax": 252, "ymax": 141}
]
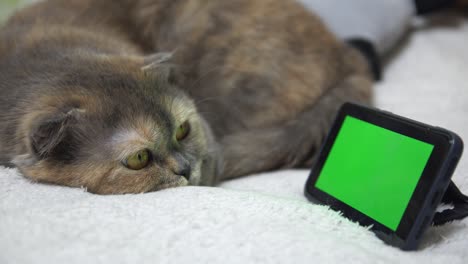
[{"xmin": 304, "ymin": 102, "xmax": 463, "ymax": 250}]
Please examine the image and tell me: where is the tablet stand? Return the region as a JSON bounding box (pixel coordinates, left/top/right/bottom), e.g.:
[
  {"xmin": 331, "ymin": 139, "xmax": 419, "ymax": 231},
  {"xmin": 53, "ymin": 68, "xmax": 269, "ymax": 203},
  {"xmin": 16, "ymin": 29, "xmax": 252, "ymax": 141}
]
[{"xmin": 432, "ymin": 181, "xmax": 468, "ymax": 225}]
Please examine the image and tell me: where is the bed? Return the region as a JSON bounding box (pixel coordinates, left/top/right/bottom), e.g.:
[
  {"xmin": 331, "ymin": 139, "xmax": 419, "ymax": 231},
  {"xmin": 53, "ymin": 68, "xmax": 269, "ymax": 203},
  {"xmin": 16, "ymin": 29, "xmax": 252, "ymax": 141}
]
[{"xmin": 1, "ymin": 10, "xmax": 468, "ymax": 264}]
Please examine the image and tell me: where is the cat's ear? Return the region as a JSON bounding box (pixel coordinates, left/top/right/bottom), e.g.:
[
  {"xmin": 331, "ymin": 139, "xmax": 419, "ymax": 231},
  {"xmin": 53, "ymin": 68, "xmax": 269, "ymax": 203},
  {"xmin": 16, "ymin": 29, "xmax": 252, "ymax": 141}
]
[
  {"xmin": 141, "ymin": 52, "xmax": 180, "ymax": 85},
  {"xmin": 29, "ymin": 108, "xmax": 82, "ymax": 160}
]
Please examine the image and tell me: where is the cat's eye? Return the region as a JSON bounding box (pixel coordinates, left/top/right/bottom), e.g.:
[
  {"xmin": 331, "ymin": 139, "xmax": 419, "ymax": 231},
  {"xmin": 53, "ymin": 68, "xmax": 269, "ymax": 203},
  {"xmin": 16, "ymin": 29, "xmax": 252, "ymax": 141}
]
[
  {"xmin": 123, "ymin": 149, "xmax": 151, "ymax": 170},
  {"xmin": 176, "ymin": 121, "xmax": 191, "ymax": 141}
]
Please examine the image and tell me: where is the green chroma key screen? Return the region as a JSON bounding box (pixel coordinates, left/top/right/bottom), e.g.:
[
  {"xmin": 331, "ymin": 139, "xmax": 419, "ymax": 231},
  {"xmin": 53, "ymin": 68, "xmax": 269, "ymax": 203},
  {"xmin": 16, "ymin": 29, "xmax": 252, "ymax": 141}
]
[{"xmin": 315, "ymin": 116, "xmax": 434, "ymax": 231}]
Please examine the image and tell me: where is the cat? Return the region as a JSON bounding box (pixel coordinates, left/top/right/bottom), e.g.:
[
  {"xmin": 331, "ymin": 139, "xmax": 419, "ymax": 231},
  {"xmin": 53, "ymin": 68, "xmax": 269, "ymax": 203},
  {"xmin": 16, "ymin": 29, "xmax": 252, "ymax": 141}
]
[{"xmin": 0, "ymin": 0, "xmax": 372, "ymax": 194}]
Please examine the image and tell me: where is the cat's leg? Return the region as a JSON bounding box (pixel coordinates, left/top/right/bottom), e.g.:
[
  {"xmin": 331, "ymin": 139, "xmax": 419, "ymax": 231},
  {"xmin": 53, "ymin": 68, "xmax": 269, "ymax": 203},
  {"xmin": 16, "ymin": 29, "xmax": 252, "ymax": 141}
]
[{"xmin": 218, "ymin": 74, "xmax": 372, "ymax": 181}]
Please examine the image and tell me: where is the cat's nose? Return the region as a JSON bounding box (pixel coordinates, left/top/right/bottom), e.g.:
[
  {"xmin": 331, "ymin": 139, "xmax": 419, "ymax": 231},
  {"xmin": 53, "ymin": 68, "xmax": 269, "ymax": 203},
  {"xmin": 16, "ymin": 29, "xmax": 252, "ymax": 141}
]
[
  {"xmin": 168, "ymin": 154, "xmax": 191, "ymax": 180},
  {"xmin": 174, "ymin": 165, "xmax": 191, "ymax": 181}
]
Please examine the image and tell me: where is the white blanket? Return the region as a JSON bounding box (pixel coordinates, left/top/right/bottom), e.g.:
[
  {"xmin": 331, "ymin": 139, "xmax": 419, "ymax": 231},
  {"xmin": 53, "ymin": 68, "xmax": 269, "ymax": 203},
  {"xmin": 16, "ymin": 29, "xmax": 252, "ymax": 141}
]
[{"xmin": 1, "ymin": 15, "xmax": 468, "ymax": 264}]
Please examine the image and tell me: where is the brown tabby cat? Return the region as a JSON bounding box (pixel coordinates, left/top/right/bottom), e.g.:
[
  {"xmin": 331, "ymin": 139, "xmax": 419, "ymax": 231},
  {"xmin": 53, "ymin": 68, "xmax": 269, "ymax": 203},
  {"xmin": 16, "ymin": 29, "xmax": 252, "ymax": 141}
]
[{"xmin": 0, "ymin": 0, "xmax": 372, "ymax": 194}]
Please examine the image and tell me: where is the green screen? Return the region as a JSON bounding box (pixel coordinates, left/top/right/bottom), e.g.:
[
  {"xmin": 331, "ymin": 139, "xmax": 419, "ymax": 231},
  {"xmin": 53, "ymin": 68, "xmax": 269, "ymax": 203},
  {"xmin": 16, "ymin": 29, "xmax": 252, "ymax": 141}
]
[{"xmin": 315, "ymin": 116, "xmax": 434, "ymax": 231}]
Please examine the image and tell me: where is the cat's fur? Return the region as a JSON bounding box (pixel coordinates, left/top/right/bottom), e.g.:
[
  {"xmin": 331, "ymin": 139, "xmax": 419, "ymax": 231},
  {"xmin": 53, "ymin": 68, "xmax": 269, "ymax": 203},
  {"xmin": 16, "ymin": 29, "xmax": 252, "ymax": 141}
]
[{"xmin": 0, "ymin": 0, "xmax": 372, "ymax": 194}]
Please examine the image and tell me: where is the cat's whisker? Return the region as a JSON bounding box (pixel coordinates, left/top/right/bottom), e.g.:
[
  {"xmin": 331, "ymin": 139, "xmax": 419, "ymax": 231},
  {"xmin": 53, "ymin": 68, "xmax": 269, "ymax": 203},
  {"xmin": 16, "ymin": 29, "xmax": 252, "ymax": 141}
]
[{"xmin": 193, "ymin": 96, "xmax": 223, "ymax": 106}]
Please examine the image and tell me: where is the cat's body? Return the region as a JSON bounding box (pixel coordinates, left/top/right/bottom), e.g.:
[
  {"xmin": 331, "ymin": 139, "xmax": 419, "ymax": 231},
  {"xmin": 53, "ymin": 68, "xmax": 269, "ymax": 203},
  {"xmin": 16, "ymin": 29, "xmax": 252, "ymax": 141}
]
[{"xmin": 0, "ymin": 0, "xmax": 372, "ymax": 194}]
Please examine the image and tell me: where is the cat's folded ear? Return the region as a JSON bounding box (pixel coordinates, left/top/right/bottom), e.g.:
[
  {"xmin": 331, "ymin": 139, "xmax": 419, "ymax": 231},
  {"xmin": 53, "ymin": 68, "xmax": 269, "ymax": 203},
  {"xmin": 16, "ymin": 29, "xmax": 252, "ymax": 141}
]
[
  {"xmin": 29, "ymin": 108, "xmax": 82, "ymax": 160},
  {"xmin": 141, "ymin": 51, "xmax": 183, "ymax": 85},
  {"xmin": 13, "ymin": 107, "xmax": 83, "ymax": 167}
]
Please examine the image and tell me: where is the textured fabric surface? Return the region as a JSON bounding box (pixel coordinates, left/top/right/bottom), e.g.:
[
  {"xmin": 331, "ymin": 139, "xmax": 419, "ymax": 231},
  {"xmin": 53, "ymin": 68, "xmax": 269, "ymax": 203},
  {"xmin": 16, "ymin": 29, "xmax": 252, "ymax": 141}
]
[{"xmin": 1, "ymin": 13, "xmax": 468, "ymax": 264}]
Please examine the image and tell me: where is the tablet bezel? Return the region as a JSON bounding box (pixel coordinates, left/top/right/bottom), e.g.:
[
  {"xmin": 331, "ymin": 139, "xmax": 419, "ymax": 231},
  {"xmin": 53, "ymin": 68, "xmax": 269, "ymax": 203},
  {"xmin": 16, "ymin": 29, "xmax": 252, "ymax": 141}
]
[{"xmin": 305, "ymin": 103, "xmax": 458, "ymax": 250}]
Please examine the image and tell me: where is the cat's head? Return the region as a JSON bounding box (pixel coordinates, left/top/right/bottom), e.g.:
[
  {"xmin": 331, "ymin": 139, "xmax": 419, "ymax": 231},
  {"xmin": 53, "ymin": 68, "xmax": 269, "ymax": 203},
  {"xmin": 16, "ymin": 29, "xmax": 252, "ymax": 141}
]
[{"xmin": 12, "ymin": 53, "xmax": 221, "ymax": 194}]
